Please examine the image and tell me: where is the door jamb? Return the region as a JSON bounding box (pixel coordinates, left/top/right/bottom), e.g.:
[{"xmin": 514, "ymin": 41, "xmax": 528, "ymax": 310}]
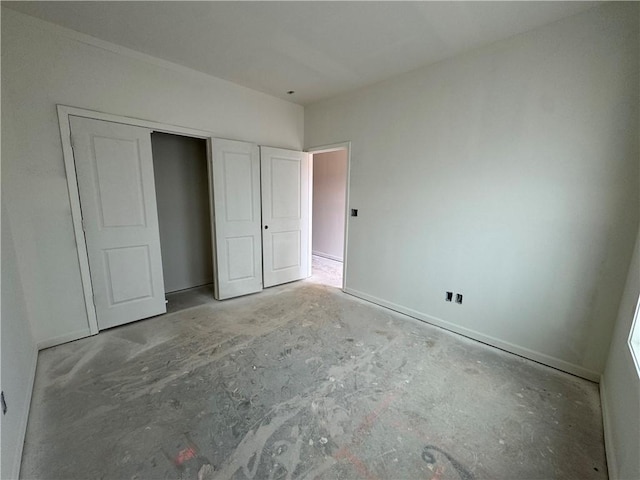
[
  {"xmin": 306, "ymin": 142, "xmax": 351, "ymax": 292},
  {"xmin": 57, "ymin": 104, "xmax": 217, "ymax": 335}
]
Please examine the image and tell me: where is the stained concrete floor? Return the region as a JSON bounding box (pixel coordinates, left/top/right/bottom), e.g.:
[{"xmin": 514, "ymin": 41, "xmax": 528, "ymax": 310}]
[
  {"xmin": 20, "ymin": 258, "xmax": 606, "ymax": 480},
  {"xmin": 163, "ymin": 256, "xmax": 343, "ymax": 315}
]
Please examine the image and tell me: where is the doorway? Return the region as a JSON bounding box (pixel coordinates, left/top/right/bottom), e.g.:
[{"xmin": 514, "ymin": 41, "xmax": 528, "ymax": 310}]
[
  {"xmin": 151, "ymin": 132, "xmax": 212, "ymax": 294},
  {"xmin": 151, "ymin": 132, "xmax": 214, "ymax": 312},
  {"xmin": 309, "ymin": 145, "xmax": 349, "ymax": 289}
]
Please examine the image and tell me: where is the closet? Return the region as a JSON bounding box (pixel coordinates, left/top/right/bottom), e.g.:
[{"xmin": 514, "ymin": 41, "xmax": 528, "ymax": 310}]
[
  {"xmin": 67, "ymin": 112, "xmax": 310, "ymax": 332},
  {"xmin": 151, "ymin": 132, "xmax": 212, "ymax": 294}
]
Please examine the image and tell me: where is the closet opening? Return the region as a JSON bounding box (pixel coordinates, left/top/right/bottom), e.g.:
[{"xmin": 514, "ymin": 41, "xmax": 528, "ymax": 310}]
[
  {"xmin": 310, "ymin": 146, "xmax": 349, "ymax": 289},
  {"xmin": 151, "ymin": 132, "xmax": 214, "ymax": 313}
]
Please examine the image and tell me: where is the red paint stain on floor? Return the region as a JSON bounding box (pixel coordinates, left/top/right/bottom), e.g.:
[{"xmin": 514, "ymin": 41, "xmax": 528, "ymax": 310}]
[
  {"xmin": 334, "ymin": 446, "xmax": 381, "ymax": 480},
  {"xmin": 353, "ymin": 393, "xmax": 396, "ymax": 440},
  {"xmin": 174, "ymin": 446, "xmax": 196, "ymax": 466},
  {"xmin": 330, "ymin": 393, "xmax": 397, "ymax": 479}
]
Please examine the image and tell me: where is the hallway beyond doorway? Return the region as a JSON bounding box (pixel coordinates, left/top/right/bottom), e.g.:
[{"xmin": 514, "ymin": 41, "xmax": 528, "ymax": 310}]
[{"xmin": 310, "ymin": 254, "xmax": 343, "ymax": 288}]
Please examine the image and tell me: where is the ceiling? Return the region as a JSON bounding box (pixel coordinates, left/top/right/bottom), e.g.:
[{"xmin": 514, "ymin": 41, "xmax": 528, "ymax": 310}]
[{"xmin": 4, "ymin": 1, "xmax": 600, "ymax": 105}]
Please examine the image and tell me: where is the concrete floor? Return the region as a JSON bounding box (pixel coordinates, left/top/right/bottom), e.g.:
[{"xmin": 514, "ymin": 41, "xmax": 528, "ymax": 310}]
[
  {"xmin": 21, "ymin": 258, "xmax": 606, "ymax": 480},
  {"xmin": 163, "ymin": 255, "xmax": 343, "ymax": 314}
]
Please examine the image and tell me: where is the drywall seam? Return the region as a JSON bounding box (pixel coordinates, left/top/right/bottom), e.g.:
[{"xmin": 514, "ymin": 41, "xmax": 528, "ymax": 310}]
[
  {"xmin": 37, "ymin": 328, "xmax": 93, "ymax": 350},
  {"xmin": 312, "ymin": 251, "xmax": 343, "ymax": 262},
  {"xmin": 10, "ymin": 346, "xmax": 38, "ymax": 480},
  {"xmin": 600, "ymin": 379, "xmax": 617, "ymax": 480},
  {"xmin": 344, "ymin": 287, "xmax": 601, "ymax": 382}
]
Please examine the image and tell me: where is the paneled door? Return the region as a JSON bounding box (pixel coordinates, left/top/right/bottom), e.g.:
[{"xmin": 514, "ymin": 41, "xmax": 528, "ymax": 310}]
[
  {"xmin": 260, "ymin": 146, "xmax": 311, "ymax": 287},
  {"xmin": 70, "ymin": 116, "xmax": 166, "ymax": 330},
  {"xmin": 211, "ymin": 138, "xmax": 263, "ymax": 299}
]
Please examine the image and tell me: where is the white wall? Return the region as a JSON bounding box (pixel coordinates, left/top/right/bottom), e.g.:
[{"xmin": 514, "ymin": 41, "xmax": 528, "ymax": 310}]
[
  {"xmin": 151, "ymin": 133, "xmax": 212, "ymax": 293},
  {"xmin": 312, "ymin": 150, "xmax": 347, "ymax": 261},
  {"xmin": 305, "ymin": 2, "xmax": 639, "ymax": 380},
  {"xmin": 1, "ymin": 200, "xmax": 38, "ymax": 480},
  {"xmin": 601, "ymin": 226, "xmax": 640, "ymax": 480},
  {"xmin": 1, "ymin": 8, "xmax": 303, "ymax": 347}
]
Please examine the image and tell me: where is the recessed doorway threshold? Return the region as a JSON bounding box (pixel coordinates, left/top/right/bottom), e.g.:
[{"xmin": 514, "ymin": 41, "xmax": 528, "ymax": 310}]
[
  {"xmin": 165, "ymin": 284, "xmax": 215, "ymax": 314},
  {"xmin": 310, "ymin": 255, "xmax": 343, "ymax": 288}
]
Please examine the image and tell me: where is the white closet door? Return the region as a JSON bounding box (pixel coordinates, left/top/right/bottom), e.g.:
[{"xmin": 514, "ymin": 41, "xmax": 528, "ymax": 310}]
[
  {"xmin": 261, "ymin": 146, "xmax": 311, "ymax": 287},
  {"xmin": 70, "ymin": 116, "xmax": 166, "ymax": 330},
  {"xmin": 211, "ymin": 138, "xmax": 263, "ymax": 299}
]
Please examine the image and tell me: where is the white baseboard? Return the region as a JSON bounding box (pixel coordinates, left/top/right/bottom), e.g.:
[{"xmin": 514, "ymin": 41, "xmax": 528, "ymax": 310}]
[
  {"xmin": 312, "ymin": 251, "xmax": 343, "ymax": 262},
  {"xmin": 10, "ymin": 345, "xmax": 38, "ymax": 480},
  {"xmin": 12, "ymin": 328, "xmax": 93, "ymax": 477},
  {"xmin": 343, "ymin": 287, "xmax": 601, "ymax": 382},
  {"xmin": 37, "ymin": 328, "xmax": 93, "ymax": 350},
  {"xmin": 600, "ymin": 379, "xmax": 617, "ymax": 480}
]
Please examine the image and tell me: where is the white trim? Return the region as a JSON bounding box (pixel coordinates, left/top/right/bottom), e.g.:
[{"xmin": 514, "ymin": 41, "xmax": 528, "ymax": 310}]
[
  {"xmin": 205, "ymin": 139, "xmax": 220, "ymax": 300},
  {"xmin": 10, "ymin": 346, "xmax": 38, "ymax": 480},
  {"xmin": 307, "ymin": 142, "xmax": 351, "ymax": 155},
  {"xmin": 344, "ymin": 287, "xmax": 602, "ymax": 382},
  {"xmin": 626, "ymin": 293, "xmax": 640, "ymax": 378},
  {"xmin": 57, "ymin": 105, "xmax": 219, "ymax": 340},
  {"xmin": 306, "ymin": 142, "xmax": 351, "ymax": 293},
  {"xmin": 58, "ymin": 105, "xmax": 214, "ymax": 139},
  {"xmin": 307, "ymin": 151, "xmax": 313, "ymax": 279},
  {"xmin": 37, "ymin": 328, "xmax": 93, "ymax": 350},
  {"xmin": 312, "ymin": 251, "xmax": 344, "ymax": 262},
  {"xmin": 308, "ymin": 152, "xmax": 314, "ymax": 279},
  {"xmin": 600, "ymin": 379, "xmax": 617, "ymax": 480},
  {"xmin": 58, "ymin": 107, "xmax": 99, "ymax": 335}
]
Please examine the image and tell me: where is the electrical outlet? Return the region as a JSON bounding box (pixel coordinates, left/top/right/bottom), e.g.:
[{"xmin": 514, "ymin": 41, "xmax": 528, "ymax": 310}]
[
  {"xmin": 445, "ymin": 291, "xmax": 453, "ymax": 302},
  {"xmin": 1, "ymin": 391, "xmax": 7, "ymax": 415},
  {"xmin": 455, "ymin": 294, "xmax": 463, "ymax": 304}
]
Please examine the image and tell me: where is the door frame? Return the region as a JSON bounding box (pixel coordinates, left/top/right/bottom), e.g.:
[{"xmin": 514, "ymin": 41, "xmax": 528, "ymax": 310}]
[
  {"xmin": 306, "ymin": 142, "xmax": 351, "ymax": 291},
  {"xmin": 58, "ymin": 105, "xmax": 218, "ymax": 335}
]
